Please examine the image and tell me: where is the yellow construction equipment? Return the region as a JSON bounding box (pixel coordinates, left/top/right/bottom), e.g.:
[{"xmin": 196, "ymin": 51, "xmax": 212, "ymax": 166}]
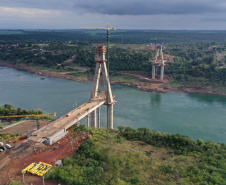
[
  {"xmin": 21, "ymin": 163, "xmax": 36, "ymax": 174},
  {"xmin": 21, "ymin": 162, "xmax": 52, "ymax": 177}
]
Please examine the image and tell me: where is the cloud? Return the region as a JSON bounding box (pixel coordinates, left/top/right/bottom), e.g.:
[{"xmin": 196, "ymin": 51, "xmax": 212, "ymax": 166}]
[
  {"xmin": 1, "ymin": 0, "xmax": 226, "ymax": 15},
  {"xmin": 0, "ymin": 0, "xmax": 73, "ymax": 10},
  {"xmin": 74, "ymin": 0, "xmax": 226, "ymax": 15},
  {"xmin": 0, "ymin": 6, "xmax": 61, "ymax": 18},
  {"xmin": 1, "ymin": 0, "xmax": 226, "ymax": 29},
  {"xmin": 203, "ymin": 17, "xmax": 226, "ymax": 22}
]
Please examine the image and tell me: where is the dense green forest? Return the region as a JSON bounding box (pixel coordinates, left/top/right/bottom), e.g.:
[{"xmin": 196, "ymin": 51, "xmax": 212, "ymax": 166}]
[
  {"xmin": 45, "ymin": 126, "xmax": 226, "ymax": 185},
  {"xmin": 165, "ymin": 42, "xmax": 226, "ymax": 85},
  {"xmin": 1, "ymin": 30, "xmax": 226, "ymax": 43},
  {"xmin": 0, "ymin": 104, "xmax": 42, "ymax": 117},
  {"xmin": 0, "ymin": 30, "xmax": 226, "ymax": 91},
  {"xmin": 0, "ymin": 41, "xmax": 153, "ymax": 71},
  {"xmin": 0, "ymin": 104, "xmax": 43, "ymax": 128},
  {"xmin": 1, "ymin": 40, "xmax": 226, "ymax": 85}
]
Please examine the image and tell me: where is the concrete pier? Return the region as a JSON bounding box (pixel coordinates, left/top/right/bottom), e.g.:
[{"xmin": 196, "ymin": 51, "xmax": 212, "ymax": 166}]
[
  {"xmin": 91, "ymin": 110, "xmax": 97, "ymax": 128},
  {"xmin": 87, "ymin": 114, "xmax": 90, "ymax": 128},
  {"xmin": 107, "ymin": 104, "xmax": 113, "ymax": 129},
  {"xmin": 90, "ymin": 45, "xmax": 116, "ymax": 129},
  {"xmin": 152, "ymin": 66, "xmax": 155, "ymax": 79},
  {"xmin": 152, "ymin": 45, "xmax": 165, "ymax": 80},
  {"xmin": 160, "ymin": 65, "xmax": 164, "ymax": 80},
  {"xmin": 97, "ymin": 107, "xmax": 101, "ymax": 128}
]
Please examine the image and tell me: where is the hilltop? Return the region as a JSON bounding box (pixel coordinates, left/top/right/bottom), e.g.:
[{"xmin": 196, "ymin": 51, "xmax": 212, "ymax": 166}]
[{"xmin": 44, "ymin": 126, "xmax": 226, "ymax": 185}]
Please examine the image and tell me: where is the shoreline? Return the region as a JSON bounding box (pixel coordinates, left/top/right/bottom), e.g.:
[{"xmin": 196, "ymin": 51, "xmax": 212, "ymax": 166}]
[{"xmin": 1, "ymin": 62, "xmax": 226, "ymax": 96}]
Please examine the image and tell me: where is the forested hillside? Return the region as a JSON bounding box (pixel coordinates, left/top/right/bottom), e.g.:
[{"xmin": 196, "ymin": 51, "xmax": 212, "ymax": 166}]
[
  {"xmin": 45, "ymin": 126, "xmax": 226, "ymax": 185},
  {"xmin": 1, "ymin": 40, "xmax": 226, "ymax": 84},
  {"xmin": 1, "ymin": 30, "xmax": 226, "ymax": 43},
  {"xmin": 1, "ymin": 30, "xmax": 226, "ymax": 92},
  {"xmin": 0, "ymin": 104, "xmax": 42, "ymax": 117},
  {"xmin": 165, "ymin": 42, "xmax": 226, "ymax": 84}
]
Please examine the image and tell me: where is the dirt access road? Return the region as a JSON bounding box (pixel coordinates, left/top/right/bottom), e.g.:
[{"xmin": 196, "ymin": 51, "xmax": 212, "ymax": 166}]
[{"xmin": 0, "ymin": 129, "xmax": 88, "ymax": 184}]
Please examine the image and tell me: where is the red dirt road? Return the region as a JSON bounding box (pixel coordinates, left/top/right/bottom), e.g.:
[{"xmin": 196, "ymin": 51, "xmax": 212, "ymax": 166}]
[{"xmin": 0, "ymin": 132, "xmax": 88, "ymax": 185}]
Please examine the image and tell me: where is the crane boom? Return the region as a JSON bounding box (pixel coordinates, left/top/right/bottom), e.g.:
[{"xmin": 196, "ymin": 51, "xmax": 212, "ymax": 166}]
[
  {"xmin": 80, "ymin": 23, "xmax": 116, "ymax": 30},
  {"xmin": 0, "ymin": 113, "xmax": 56, "ymax": 119}
]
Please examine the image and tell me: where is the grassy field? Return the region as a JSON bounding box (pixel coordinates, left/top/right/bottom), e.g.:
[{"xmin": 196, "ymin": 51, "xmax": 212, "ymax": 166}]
[{"xmin": 111, "ymin": 73, "xmax": 140, "ymax": 83}]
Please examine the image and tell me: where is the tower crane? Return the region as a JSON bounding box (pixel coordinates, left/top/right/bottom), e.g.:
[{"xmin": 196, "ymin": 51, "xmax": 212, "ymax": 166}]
[
  {"xmin": 150, "ymin": 37, "xmax": 171, "ymax": 49},
  {"xmin": 0, "ymin": 110, "xmax": 56, "ymax": 130},
  {"xmin": 80, "ymin": 23, "xmax": 116, "ymax": 128},
  {"xmin": 80, "ymin": 23, "xmax": 116, "ymax": 74}
]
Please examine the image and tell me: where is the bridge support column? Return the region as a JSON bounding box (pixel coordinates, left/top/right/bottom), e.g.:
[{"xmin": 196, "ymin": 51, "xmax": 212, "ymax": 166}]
[
  {"xmin": 90, "ymin": 45, "xmax": 116, "ymax": 130},
  {"xmin": 152, "ymin": 65, "xmax": 155, "ymax": 79},
  {"xmin": 107, "ymin": 104, "xmax": 113, "ymax": 129},
  {"xmin": 152, "ymin": 45, "xmax": 165, "ymax": 80},
  {"xmin": 91, "ymin": 110, "xmax": 97, "ymax": 128},
  {"xmin": 160, "ymin": 65, "xmax": 164, "ymax": 80},
  {"xmin": 97, "ymin": 107, "xmax": 101, "ymax": 128},
  {"xmin": 86, "ymin": 115, "xmax": 90, "ymax": 128}
]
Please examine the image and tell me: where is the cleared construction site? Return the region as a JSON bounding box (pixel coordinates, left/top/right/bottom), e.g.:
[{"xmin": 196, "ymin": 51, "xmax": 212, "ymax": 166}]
[
  {"xmin": 0, "ymin": 44, "xmax": 117, "ymax": 184},
  {"xmin": 0, "ymin": 40, "xmax": 166, "ymax": 184}
]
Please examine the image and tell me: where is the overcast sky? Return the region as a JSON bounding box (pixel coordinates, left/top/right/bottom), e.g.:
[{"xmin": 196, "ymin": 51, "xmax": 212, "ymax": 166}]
[{"xmin": 0, "ymin": 0, "xmax": 226, "ymax": 30}]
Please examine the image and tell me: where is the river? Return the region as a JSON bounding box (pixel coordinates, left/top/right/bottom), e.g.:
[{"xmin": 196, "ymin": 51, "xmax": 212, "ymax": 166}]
[{"xmin": 0, "ymin": 66, "xmax": 226, "ymax": 143}]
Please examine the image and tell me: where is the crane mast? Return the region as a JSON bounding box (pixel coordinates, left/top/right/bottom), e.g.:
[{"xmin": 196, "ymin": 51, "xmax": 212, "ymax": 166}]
[{"xmin": 80, "ymin": 24, "xmax": 116, "ymax": 129}]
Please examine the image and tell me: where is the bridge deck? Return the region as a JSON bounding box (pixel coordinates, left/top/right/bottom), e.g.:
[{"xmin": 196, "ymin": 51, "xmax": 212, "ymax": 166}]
[{"xmin": 32, "ymin": 95, "xmax": 106, "ymax": 143}]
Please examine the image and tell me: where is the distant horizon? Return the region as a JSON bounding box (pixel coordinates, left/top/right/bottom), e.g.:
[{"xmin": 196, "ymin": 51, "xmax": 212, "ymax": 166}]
[{"xmin": 1, "ymin": 29, "xmax": 226, "ymax": 31}]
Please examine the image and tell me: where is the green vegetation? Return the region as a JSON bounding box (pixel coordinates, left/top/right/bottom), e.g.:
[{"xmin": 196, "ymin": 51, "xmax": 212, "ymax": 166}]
[
  {"xmin": 165, "ymin": 42, "xmax": 226, "ymax": 86},
  {"xmin": 111, "ymin": 73, "xmax": 140, "ymax": 83},
  {"xmin": 9, "ymin": 181, "xmax": 25, "ymax": 185},
  {"xmin": 0, "ymin": 104, "xmax": 44, "ymax": 128},
  {"xmin": 1, "ymin": 30, "xmax": 226, "ymax": 43},
  {"xmin": 45, "ymin": 126, "xmax": 226, "ymax": 185},
  {"xmin": 0, "ymin": 104, "xmax": 42, "ymax": 117},
  {"xmin": 1, "ymin": 31, "xmax": 226, "ymax": 92},
  {"xmin": 0, "ymin": 31, "xmax": 25, "ymax": 35},
  {"xmin": 0, "ymin": 133, "xmax": 21, "ymax": 141}
]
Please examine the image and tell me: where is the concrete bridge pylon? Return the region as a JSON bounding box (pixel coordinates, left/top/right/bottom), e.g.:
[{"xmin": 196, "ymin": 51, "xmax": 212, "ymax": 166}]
[
  {"xmin": 30, "ymin": 44, "xmax": 116, "ymax": 146},
  {"xmin": 152, "ymin": 45, "xmax": 165, "ymax": 80},
  {"xmin": 90, "ymin": 44, "xmax": 116, "ymax": 129}
]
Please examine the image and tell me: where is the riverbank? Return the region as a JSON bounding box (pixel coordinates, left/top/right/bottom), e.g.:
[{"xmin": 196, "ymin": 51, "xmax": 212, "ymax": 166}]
[{"xmin": 1, "ymin": 62, "xmax": 226, "ymax": 96}]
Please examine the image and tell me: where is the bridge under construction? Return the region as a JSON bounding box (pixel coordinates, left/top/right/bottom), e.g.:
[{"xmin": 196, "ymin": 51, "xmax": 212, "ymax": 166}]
[{"xmin": 31, "ymin": 45, "xmax": 116, "ymax": 145}]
